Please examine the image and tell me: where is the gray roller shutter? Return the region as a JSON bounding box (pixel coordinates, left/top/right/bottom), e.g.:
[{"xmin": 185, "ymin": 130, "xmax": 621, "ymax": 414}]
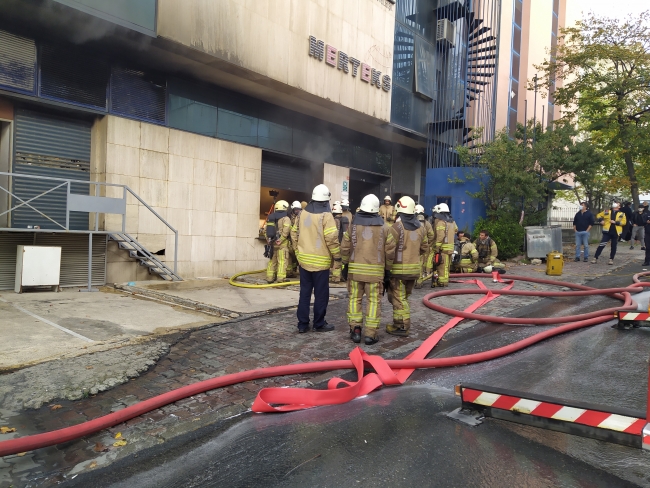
[
  {"xmin": 0, "ymin": 30, "xmax": 36, "ymax": 94},
  {"xmin": 12, "ymin": 109, "xmax": 91, "ymax": 230},
  {"xmin": 0, "ymin": 233, "xmax": 106, "ymax": 290},
  {"xmin": 261, "ymin": 155, "xmax": 313, "ymax": 193}
]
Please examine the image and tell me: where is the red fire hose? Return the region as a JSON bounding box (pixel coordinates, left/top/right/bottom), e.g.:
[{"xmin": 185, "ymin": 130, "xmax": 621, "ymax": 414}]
[{"xmin": 1, "ymin": 272, "xmax": 648, "ymax": 456}]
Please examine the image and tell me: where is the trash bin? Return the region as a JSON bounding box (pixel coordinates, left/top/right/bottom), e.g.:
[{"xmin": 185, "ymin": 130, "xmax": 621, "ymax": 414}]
[{"xmin": 525, "ymin": 225, "xmax": 563, "ymax": 259}]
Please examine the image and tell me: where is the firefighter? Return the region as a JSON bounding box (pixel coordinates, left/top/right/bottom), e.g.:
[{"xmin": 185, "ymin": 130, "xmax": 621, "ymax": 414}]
[
  {"xmin": 415, "ymin": 204, "xmax": 435, "ymax": 287},
  {"xmin": 341, "ymin": 198, "xmax": 353, "ymax": 224},
  {"xmin": 457, "ymin": 231, "xmax": 479, "ymax": 273},
  {"xmin": 379, "ymin": 196, "xmax": 396, "ymax": 224},
  {"xmin": 265, "ymin": 200, "xmax": 292, "ymax": 283},
  {"xmin": 330, "ymin": 202, "xmax": 349, "ymax": 283},
  {"xmin": 474, "ymin": 230, "xmax": 500, "ymax": 272},
  {"xmin": 287, "ymin": 201, "xmax": 302, "ymax": 277},
  {"xmin": 386, "ymin": 196, "xmax": 429, "ymax": 337},
  {"xmin": 431, "ymin": 203, "xmax": 457, "ymax": 287},
  {"xmin": 291, "ymin": 184, "xmax": 341, "ymax": 333},
  {"xmin": 289, "ymin": 201, "xmax": 302, "ymax": 225},
  {"xmin": 341, "ymin": 194, "xmax": 395, "ymax": 344}
]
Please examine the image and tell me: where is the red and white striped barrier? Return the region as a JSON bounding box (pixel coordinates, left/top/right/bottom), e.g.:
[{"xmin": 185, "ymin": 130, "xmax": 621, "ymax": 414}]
[
  {"xmin": 615, "ymin": 312, "xmax": 650, "ymax": 321},
  {"xmin": 457, "ymin": 383, "xmax": 650, "ymax": 449}
]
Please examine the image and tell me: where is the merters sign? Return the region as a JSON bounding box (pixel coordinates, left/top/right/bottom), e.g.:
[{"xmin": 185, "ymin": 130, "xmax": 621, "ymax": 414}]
[{"xmin": 308, "ymin": 36, "xmax": 392, "ymax": 93}]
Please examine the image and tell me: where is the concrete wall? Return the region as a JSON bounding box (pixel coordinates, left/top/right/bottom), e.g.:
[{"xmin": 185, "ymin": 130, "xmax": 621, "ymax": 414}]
[
  {"xmin": 157, "ymin": 0, "xmax": 395, "ymax": 122},
  {"xmin": 92, "ymin": 116, "xmax": 266, "ymax": 282}
]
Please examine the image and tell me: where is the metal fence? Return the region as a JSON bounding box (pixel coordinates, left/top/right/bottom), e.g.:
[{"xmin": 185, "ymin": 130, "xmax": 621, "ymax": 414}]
[{"xmin": 548, "ymin": 206, "xmax": 579, "ymax": 229}]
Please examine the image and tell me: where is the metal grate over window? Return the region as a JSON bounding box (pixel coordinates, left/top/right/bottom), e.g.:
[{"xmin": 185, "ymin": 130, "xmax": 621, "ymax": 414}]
[
  {"xmin": 110, "ymin": 66, "xmax": 166, "ymax": 124},
  {"xmin": 0, "ymin": 30, "xmax": 36, "ymax": 93}
]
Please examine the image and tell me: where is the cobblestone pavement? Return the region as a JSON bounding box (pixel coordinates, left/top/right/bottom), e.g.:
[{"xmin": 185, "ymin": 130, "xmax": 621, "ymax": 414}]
[{"xmin": 0, "ymin": 246, "xmax": 646, "ymax": 487}]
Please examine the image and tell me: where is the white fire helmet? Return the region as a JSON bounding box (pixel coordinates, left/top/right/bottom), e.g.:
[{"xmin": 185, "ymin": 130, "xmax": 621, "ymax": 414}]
[
  {"xmin": 312, "ymin": 184, "xmax": 331, "ymax": 202},
  {"xmin": 395, "ymin": 196, "xmax": 416, "ymax": 215},
  {"xmin": 274, "ymin": 200, "xmax": 289, "ymax": 211},
  {"xmin": 415, "ymin": 204, "xmax": 425, "ymax": 214},
  {"xmin": 432, "ymin": 205, "xmax": 440, "ymax": 214},
  {"xmin": 291, "ymin": 201, "xmax": 301, "ymax": 210},
  {"xmin": 437, "ymin": 203, "xmax": 450, "ymax": 213},
  {"xmin": 384, "ymin": 195, "xmax": 392, "ymax": 202},
  {"xmin": 332, "ymin": 202, "xmax": 343, "ymax": 214},
  {"xmin": 341, "ymin": 199, "xmax": 350, "ymax": 207},
  {"xmin": 483, "ymin": 265, "xmax": 493, "ymax": 273},
  {"xmin": 360, "ymin": 194, "xmax": 380, "ymax": 213}
]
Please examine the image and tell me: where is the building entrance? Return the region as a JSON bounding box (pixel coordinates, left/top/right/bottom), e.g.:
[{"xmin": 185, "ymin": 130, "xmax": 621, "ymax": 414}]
[{"xmin": 349, "ymin": 170, "xmax": 391, "ymax": 212}]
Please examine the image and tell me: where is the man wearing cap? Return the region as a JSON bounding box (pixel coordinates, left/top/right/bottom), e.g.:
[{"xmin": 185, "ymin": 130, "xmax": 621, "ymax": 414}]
[
  {"xmin": 291, "ymin": 184, "xmax": 341, "ymax": 333},
  {"xmin": 379, "ymin": 196, "xmax": 396, "ymax": 224},
  {"xmin": 592, "ymin": 202, "xmax": 626, "ymax": 265}
]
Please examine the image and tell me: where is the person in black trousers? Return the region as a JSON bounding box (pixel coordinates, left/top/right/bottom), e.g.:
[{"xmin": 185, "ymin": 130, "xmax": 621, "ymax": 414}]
[
  {"xmin": 643, "ymin": 202, "xmax": 650, "ymax": 266},
  {"xmin": 621, "ymin": 201, "xmax": 634, "ymax": 242}
]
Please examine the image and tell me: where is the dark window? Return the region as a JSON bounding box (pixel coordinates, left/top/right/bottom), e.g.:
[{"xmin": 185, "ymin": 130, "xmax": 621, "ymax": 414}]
[
  {"xmin": 515, "ymin": 0, "xmax": 523, "ymax": 26},
  {"xmin": 552, "ymin": 13, "xmax": 558, "ymax": 36},
  {"xmin": 508, "ymin": 108, "xmax": 518, "ymax": 137},
  {"xmin": 513, "ymin": 25, "xmax": 522, "ymax": 54},
  {"xmin": 553, "ymin": 0, "xmax": 560, "ymax": 15},
  {"xmin": 167, "ymin": 78, "xmax": 218, "ymax": 137},
  {"xmin": 393, "ymin": 24, "xmax": 415, "ymax": 88},
  {"xmin": 511, "ymin": 53, "xmax": 520, "ymax": 82},
  {"xmin": 396, "ymin": 0, "xmax": 436, "ymax": 42},
  {"xmin": 110, "ymin": 66, "xmax": 166, "ymax": 124},
  {"xmin": 258, "ymin": 120, "xmax": 292, "ymax": 154},
  {"xmin": 217, "ymin": 109, "xmax": 257, "ymax": 146},
  {"xmin": 551, "ymin": 32, "xmax": 557, "ymax": 50},
  {"xmin": 414, "ymin": 37, "xmax": 436, "ymax": 100},
  {"xmin": 510, "ymin": 79, "xmax": 519, "ymax": 109},
  {"xmin": 40, "ymin": 44, "xmax": 109, "ymax": 110}
]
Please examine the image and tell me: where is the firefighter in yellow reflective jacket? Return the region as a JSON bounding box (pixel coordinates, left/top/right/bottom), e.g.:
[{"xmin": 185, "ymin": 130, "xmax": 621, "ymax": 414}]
[
  {"xmin": 457, "ymin": 231, "xmax": 479, "ymax": 273},
  {"xmin": 265, "ymin": 200, "xmax": 292, "ymax": 283},
  {"xmin": 341, "ymin": 194, "xmax": 395, "ymax": 345},
  {"xmin": 386, "ymin": 196, "xmax": 429, "ymax": 337},
  {"xmin": 415, "ymin": 204, "xmax": 435, "ymax": 287},
  {"xmin": 474, "ymin": 229, "xmax": 499, "ymax": 271},
  {"xmin": 431, "ymin": 203, "xmax": 458, "ymax": 287},
  {"xmin": 291, "ymin": 184, "xmax": 341, "ymax": 333},
  {"xmin": 286, "ymin": 201, "xmax": 302, "ymax": 277}
]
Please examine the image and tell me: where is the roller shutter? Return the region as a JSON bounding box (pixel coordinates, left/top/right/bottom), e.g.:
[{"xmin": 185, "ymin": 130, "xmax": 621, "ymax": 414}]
[
  {"xmin": 12, "ymin": 109, "xmax": 91, "ymax": 230},
  {"xmin": 0, "ymin": 30, "xmax": 36, "ymax": 94},
  {"xmin": 0, "ymin": 233, "xmax": 106, "ymax": 290},
  {"xmin": 261, "ymin": 155, "xmax": 313, "ymax": 193},
  {"xmin": 110, "ymin": 66, "xmax": 166, "ymax": 124}
]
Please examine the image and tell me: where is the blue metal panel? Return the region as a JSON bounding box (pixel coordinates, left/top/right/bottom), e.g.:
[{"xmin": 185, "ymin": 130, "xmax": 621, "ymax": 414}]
[
  {"xmin": 425, "ymin": 167, "xmax": 487, "ymax": 234},
  {"xmin": 110, "ymin": 66, "xmax": 166, "ymax": 125},
  {"xmin": 0, "ymin": 30, "xmax": 36, "ymax": 94}
]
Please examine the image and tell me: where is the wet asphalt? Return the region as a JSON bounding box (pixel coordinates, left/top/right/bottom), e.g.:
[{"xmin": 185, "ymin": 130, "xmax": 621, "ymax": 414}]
[{"xmin": 66, "ymin": 263, "xmax": 650, "ymax": 487}]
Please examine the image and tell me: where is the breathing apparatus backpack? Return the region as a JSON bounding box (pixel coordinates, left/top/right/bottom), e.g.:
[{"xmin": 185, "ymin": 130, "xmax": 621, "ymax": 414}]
[{"xmin": 263, "ymin": 212, "xmax": 278, "ymax": 259}]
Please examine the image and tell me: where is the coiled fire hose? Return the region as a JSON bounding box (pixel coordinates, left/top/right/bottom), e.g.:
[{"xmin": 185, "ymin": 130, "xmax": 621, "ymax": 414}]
[
  {"xmin": 1, "ymin": 272, "xmax": 648, "ymax": 456},
  {"xmin": 229, "ymin": 269, "xmax": 299, "ymax": 288}
]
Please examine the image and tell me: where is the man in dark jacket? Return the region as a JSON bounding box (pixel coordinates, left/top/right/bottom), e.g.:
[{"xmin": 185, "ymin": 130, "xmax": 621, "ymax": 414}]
[
  {"xmin": 573, "ymin": 202, "xmax": 595, "ymax": 262},
  {"xmin": 631, "ymin": 206, "xmax": 646, "ymax": 250},
  {"xmin": 643, "ymin": 203, "xmax": 650, "ymax": 266},
  {"xmin": 621, "ymin": 201, "xmax": 634, "ymax": 242}
]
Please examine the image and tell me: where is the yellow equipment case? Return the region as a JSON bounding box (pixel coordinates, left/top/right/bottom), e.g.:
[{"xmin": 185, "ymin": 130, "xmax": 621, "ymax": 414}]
[{"xmin": 546, "ymin": 251, "xmax": 564, "ymax": 276}]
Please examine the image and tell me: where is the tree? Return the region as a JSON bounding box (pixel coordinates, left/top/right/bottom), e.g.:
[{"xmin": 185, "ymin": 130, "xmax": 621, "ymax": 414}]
[
  {"xmin": 456, "ymin": 120, "xmax": 597, "ymax": 222},
  {"xmin": 536, "ymin": 12, "xmax": 650, "ymax": 208}
]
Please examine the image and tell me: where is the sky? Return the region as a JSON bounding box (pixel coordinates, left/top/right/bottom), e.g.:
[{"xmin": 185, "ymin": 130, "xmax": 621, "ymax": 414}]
[{"xmin": 571, "ymin": 0, "xmax": 648, "ymax": 22}]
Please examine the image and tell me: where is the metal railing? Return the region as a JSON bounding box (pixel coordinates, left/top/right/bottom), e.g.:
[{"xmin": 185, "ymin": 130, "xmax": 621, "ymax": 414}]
[{"xmin": 0, "ymin": 172, "xmax": 179, "ymax": 285}]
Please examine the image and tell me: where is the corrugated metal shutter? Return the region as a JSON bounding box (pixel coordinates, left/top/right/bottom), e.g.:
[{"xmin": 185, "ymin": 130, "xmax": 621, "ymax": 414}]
[
  {"xmin": 12, "ymin": 109, "xmax": 91, "ymax": 230},
  {"xmin": 110, "ymin": 66, "xmax": 166, "ymax": 124},
  {"xmin": 39, "ymin": 44, "xmax": 109, "ymax": 110},
  {"xmin": 0, "ymin": 233, "xmax": 106, "ymax": 290},
  {"xmin": 0, "ymin": 30, "xmax": 36, "ymax": 94},
  {"xmin": 261, "ymin": 157, "xmax": 312, "ymax": 193}
]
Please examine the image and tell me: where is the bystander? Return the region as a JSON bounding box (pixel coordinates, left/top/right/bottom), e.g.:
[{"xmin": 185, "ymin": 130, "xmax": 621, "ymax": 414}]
[
  {"xmin": 630, "ymin": 205, "xmax": 646, "ymax": 250},
  {"xmin": 573, "ymin": 202, "xmax": 594, "ymax": 262}
]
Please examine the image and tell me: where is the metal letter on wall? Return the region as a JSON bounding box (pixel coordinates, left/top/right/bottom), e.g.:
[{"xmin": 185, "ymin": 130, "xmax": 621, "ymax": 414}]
[
  {"xmin": 349, "ymin": 57, "xmax": 361, "ymax": 77},
  {"xmin": 360, "ymin": 63, "xmax": 371, "ymax": 82},
  {"xmin": 371, "ymin": 69, "xmax": 382, "ymax": 88},
  {"xmin": 382, "ymin": 75, "xmax": 392, "ymax": 92},
  {"xmin": 308, "ymin": 36, "xmax": 325, "ymax": 61},
  {"xmin": 338, "ymin": 51, "xmax": 349, "ymax": 73},
  {"xmin": 325, "ymin": 45, "xmax": 338, "ymax": 66}
]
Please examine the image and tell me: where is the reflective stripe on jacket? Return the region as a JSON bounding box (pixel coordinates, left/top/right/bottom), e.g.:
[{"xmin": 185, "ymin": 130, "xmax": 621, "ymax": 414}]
[
  {"xmin": 291, "ymin": 209, "xmax": 341, "ymax": 271},
  {"xmin": 341, "ymin": 223, "xmax": 396, "ymax": 283},
  {"xmin": 596, "ymin": 210, "xmax": 627, "ymax": 235},
  {"xmin": 433, "ymin": 218, "xmax": 458, "ymax": 253}
]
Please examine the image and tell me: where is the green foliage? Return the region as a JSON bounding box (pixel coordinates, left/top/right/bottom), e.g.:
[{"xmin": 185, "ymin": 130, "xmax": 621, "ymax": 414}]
[
  {"xmin": 472, "ymin": 216, "xmax": 525, "ymax": 260},
  {"xmin": 535, "ymin": 11, "xmax": 650, "ymax": 207}
]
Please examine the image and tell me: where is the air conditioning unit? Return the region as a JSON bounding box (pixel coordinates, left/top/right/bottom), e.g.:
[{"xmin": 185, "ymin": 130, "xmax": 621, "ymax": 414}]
[{"xmin": 437, "ymin": 19, "xmax": 455, "ymax": 47}]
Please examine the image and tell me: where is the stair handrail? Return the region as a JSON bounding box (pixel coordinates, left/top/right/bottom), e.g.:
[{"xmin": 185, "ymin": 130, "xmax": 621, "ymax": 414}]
[{"xmin": 0, "ymin": 172, "xmax": 179, "ymax": 274}]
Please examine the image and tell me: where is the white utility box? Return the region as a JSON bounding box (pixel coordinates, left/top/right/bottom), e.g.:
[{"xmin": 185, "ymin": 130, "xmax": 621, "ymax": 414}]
[{"xmin": 15, "ymin": 245, "xmax": 62, "ymax": 293}]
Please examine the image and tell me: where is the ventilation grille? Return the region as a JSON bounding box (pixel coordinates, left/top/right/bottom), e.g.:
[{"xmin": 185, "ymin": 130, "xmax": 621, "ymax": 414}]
[
  {"xmin": 110, "ymin": 66, "xmax": 166, "ymax": 124},
  {"xmin": 39, "ymin": 44, "xmax": 109, "ymax": 110},
  {"xmin": 0, "ymin": 30, "xmax": 36, "ymax": 93}
]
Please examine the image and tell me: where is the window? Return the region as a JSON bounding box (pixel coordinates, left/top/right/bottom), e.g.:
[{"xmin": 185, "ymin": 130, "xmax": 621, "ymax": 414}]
[
  {"xmin": 513, "ymin": 26, "xmax": 522, "ymax": 54},
  {"xmin": 510, "ymin": 80, "xmax": 519, "ymax": 109},
  {"xmin": 515, "ymin": 0, "xmax": 523, "ymax": 26},
  {"xmin": 393, "ymin": 24, "xmax": 415, "ymax": 88},
  {"xmin": 168, "ymin": 78, "xmax": 218, "ymax": 137},
  {"xmin": 508, "ymin": 109, "xmax": 518, "ymax": 137}
]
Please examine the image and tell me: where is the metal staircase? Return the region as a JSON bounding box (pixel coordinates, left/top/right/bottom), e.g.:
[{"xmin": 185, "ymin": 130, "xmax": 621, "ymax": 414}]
[{"xmin": 108, "ymin": 233, "xmax": 182, "ymax": 282}]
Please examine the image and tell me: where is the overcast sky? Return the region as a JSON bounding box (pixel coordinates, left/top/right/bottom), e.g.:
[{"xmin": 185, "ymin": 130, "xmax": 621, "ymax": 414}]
[{"xmin": 572, "ymin": 0, "xmax": 648, "ymax": 22}]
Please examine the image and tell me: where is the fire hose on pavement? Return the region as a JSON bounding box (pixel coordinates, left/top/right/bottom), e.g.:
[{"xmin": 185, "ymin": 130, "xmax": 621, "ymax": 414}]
[
  {"xmin": 229, "ymin": 269, "xmax": 299, "ymax": 288},
  {"xmin": 1, "ymin": 272, "xmax": 649, "ymax": 456}
]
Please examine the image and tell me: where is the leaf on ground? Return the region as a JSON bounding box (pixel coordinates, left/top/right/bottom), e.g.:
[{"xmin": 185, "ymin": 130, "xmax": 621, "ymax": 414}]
[
  {"xmin": 93, "ymin": 442, "xmax": 108, "ymax": 452},
  {"xmin": 17, "ymin": 452, "xmax": 26, "ymax": 456},
  {"xmin": 113, "ymin": 440, "xmax": 127, "ymax": 447},
  {"xmin": 0, "ymin": 427, "xmax": 16, "ymax": 434},
  {"xmin": 86, "ymin": 366, "xmax": 94, "ymax": 370},
  {"xmin": 88, "ymin": 461, "xmax": 97, "ymax": 469},
  {"xmin": 50, "ymin": 404, "xmax": 62, "ymax": 410},
  {"xmin": 114, "ymin": 432, "xmax": 122, "ymax": 439}
]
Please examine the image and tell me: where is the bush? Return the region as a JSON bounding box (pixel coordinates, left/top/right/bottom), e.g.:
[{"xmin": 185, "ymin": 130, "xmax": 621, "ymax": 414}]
[{"xmin": 472, "ymin": 216, "xmax": 525, "ymax": 260}]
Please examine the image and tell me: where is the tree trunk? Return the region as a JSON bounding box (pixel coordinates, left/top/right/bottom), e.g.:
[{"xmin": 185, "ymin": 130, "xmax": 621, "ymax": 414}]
[{"xmin": 624, "ymin": 151, "xmax": 640, "ymax": 208}]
